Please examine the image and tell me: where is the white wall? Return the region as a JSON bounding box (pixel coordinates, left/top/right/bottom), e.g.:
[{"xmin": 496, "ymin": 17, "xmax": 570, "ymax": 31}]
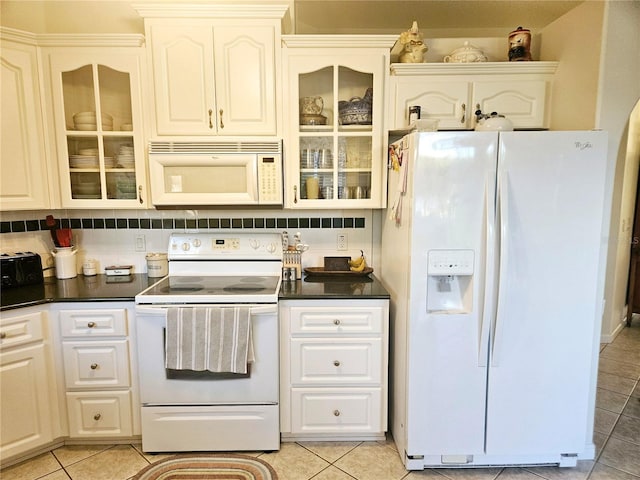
[
  {"xmin": 598, "ymin": 0, "xmax": 640, "ymax": 341},
  {"xmin": 539, "ymin": 1, "xmax": 604, "ymax": 130}
]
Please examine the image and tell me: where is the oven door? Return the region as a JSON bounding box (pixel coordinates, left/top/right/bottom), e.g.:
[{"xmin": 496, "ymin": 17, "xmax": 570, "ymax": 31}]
[{"xmin": 135, "ymin": 304, "xmax": 278, "ymax": 405}]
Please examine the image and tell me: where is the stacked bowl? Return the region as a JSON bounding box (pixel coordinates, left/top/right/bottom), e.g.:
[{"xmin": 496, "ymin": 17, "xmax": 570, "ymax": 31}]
[{"xmin": 73, "ymin": 111, "xmax": 113, "ymax": 131}]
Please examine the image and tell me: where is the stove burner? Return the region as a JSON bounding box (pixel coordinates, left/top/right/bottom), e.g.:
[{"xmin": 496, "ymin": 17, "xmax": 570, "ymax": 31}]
[{"xmin": 223, "ymin": 284, "xmax": 267, "ymax": 292}]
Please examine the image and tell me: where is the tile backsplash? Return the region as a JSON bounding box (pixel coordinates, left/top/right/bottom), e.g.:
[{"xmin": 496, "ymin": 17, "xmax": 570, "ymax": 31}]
[{"xmin": 0, "ymin": 209, "xmax": 380, "ymax": 277}]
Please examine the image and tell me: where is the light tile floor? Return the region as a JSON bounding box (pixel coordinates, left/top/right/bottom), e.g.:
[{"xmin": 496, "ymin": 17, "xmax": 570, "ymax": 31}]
[{"xmin": 2, "ymin": 318, "xmax": 639, "ymax": 480}]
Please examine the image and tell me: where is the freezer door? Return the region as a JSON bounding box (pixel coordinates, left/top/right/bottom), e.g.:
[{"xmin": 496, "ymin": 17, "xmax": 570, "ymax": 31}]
[
  {"xmin": 405, "ymin": 131, "xmax": 499, "ymax": 456},
  {"xmin": 486, "ymin": 131, "xmax": 607, "ymax": 455}
]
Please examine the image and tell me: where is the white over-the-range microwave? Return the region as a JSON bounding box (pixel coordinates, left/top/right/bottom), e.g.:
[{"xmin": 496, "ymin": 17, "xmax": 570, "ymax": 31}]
[{"xmin": 148, "ymin": 140, "xmax": 283, "ymax": 206}]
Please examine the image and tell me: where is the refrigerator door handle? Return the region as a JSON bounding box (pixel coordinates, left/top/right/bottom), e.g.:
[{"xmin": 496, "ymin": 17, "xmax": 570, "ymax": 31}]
[
  {"xmin": 492, "ymin": 170, "xmax": 510, "ymax": 367},
  {"xmin": 479, "ymin": 174, "xmax": 495, "ymax": 367}
]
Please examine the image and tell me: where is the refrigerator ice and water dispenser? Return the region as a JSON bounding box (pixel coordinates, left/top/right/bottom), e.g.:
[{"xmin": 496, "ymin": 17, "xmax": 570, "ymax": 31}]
[{"xmin": 426, "ymin": 249, "xmax": 474, "ymax": 313}]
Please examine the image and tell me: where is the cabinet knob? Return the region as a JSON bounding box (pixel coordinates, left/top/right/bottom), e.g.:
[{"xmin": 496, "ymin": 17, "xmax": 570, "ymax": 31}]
[
  {"xmin": 87, "ymin": 322, "xmax": 96, "ymax": 328},
  {"xmin": 0, "ymin": 332, "xmax": 6, "ymax": 339},
  {"xmin": 293, "ymin": 185, "xmax": 298, "ymax": 204},
  {"xmin": 219, "ymin": 109, "xmax": 224, "ymax": 129},
  {"xmin": 138, "ymin": 185, "xmax": 143, "ymax": 204},
  {"xmin": 333, "ymin": 319, "xmax": 341, "ymax": 325},
  {"xmin": 333, "ymin": 360, "xmax": 340, "ymax": 367},
  {"xmin": 208, "ymin": 109, "xmax": 213, "ymax": 129},
  {"xmin": 333, "ymin": 410, "xmax": 341, "ymax": 417},
  {"xmin": 90, "ymin": 363, "xmax": 99, "ymax": 370},
  {"xmin": 93, "ymin": 413, "xmax": 101, "ymax": 421},
  {"xmin": 460, "ymin": 103, "xmax": 466, "ymax": 124}
]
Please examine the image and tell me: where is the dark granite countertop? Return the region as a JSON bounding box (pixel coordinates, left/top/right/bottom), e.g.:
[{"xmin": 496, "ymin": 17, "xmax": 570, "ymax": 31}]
[
  {"xmin": 279, "ymin": 274, "xmax": 390, "ymax": 300},
  {"xmin": 1, "ymin": 273, "xmax": 389, "ymax": 312},
  {"xmin": 1, "ymin": 274, "xmax": 158, "ymax": 311}
]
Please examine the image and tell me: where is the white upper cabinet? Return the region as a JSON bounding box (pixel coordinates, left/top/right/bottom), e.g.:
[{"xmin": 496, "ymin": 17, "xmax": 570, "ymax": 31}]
[
  {"xmin": 0, "ymin": 30, "xmax": 52, "ymax": 211},
  {"xmin": 137, "ymin": 5, "xmax": 287, "ymax": 137},
  {"xmin": 44, "ymin": 42, "xmax": 148, "ymax": 208},
  {"xmin": 388, "ymin": 62, "xmax": 558, "ymax": 131},
  {"xmin": 282, "ymin": 35, "xmax": 396, "ymax": 209}
]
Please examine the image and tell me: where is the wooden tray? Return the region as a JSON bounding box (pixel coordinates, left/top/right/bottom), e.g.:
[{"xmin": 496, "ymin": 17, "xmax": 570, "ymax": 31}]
[{"xmin": 304, "ymin": 267, "xmax": 373, "ymax": 277}]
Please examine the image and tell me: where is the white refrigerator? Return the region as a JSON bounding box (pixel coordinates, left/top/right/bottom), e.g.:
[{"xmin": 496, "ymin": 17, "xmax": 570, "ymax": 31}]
[{"xmin": 380, "ymin": 130, "xmax": 608, "ymax": 469}]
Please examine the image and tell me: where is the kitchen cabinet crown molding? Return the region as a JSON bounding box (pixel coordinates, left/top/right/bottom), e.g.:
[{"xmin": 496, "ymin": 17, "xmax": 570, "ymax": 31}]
[
  {"xmin": 390, "ymin": 61, "xmax": 559, "ymax": 76},
  {"xmin": 35, "ymin": 34, "xmax": 145, "ymax": 48},
  {"xmin": 0, "ymin": 27, "xmax": 38, "ymax": 45},
  {"xmin": 282, "ymin": 34, "xmax": 397, "ymax": 49},
  {"xmin": 0, "ymin": 27, "xmax": 144, "ymax": 47},
  {"xmin": 133, "ymin": 3, "xmax": 288, "ymax": 18}
]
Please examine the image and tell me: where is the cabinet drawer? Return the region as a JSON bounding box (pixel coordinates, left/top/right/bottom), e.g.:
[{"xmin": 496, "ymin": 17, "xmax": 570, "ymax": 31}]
[
  {"xmin": 66, "ymin": 390, "xmax": 132, "ymax": 438},
  {"xmin": 60, "ymin": 309, "xmax": 127, "ymax": 337},
  {"xmin": 291, "ymin": 338, "xmax": 382, "ymax": 385},
  {"xmin": 291, "ymin": 388, "xmax": 382, "ymax": 434},
  {"xmin": 62, "ymin": 340, "xmax": 130, "ymax": 389},
  {"xmin": 290, "ymin": 307, "xmax": 383, "ymax": 335},
  {"xmin": 0, "ymin": 310, "xmax": 45, "ymax": 349}
]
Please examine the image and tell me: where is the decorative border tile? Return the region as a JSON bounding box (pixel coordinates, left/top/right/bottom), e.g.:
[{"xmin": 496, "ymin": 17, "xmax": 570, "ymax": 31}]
[{"xmin": 1, "ymin": 216, "xmax": 366, "ymax": 234}]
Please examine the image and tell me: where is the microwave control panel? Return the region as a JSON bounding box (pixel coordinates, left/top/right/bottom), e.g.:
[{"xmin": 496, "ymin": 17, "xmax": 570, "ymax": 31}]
[{"xmin": 258, "ymin": 155, "xmax": 283, "ymax": 204}]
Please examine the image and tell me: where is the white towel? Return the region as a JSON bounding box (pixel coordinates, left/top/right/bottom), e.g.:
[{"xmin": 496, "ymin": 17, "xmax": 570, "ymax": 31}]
[{"xmin": 165, "ymin": 307, "xmax": 254, "ymax": 374}]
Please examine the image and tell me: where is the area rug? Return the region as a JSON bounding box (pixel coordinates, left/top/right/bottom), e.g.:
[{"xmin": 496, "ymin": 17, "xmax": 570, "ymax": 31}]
[{"xmin": 133, "ymin": 454, "xmax": 278, "ymax": 480}]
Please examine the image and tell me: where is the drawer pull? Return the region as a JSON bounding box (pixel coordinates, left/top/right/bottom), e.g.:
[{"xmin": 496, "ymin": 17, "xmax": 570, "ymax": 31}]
[
  {"xmin": 0, "ymin": 332, "xmax": 6, "ymax": 339},
  {"xmin": 90, "ymin": 363, "xmax": 99, "ymax": 370},
  {"xmin": 333, "ymin": 319, "xmax": 341, "ymax": 325},
  {"xmin": 333, "ymin": 410, "xmax": 341, "ymax": 417},
  {"xmin": 87, "ymin": 322, "xmax": 96, "ymax": 328},
  {"xmin": 93, "ymin": 413, "xmax": 101, "ymax": 421},
  {"xmin": 333, "ymin": 360, "xmax": 341, "ymax": 367}
]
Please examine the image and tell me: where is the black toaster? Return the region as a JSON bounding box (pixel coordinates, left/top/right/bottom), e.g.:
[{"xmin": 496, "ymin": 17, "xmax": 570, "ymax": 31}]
[{"xmin": 1, "ymin": 252, "xmax": 44, "ymax": 288}]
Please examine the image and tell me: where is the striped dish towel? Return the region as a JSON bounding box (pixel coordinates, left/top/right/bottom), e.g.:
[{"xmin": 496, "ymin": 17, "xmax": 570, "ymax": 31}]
[{"xmin": 165, "ymin": 307, "xmax": 254, "ymax": 374}]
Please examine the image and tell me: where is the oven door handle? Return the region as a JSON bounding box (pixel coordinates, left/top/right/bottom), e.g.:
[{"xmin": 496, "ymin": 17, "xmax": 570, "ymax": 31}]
[{"xmin": 135, "ymin": 305, "xmax": 278, "ymax": 316}]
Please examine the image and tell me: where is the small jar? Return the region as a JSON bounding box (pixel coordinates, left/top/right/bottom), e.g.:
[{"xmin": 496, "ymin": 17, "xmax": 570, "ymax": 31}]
[
  {"xmin": 82, "ymin": 259, "xmax": 98, "ymax": 276},
  {"xmin": 146, "ymin": 253, "xmax": 168, "ymax": 278}
]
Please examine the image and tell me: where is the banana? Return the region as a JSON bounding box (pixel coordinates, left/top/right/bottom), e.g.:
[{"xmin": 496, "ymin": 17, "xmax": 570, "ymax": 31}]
[
  {"xmin": 349, "ymin": 250, "xmax": 365, "ymax": 268},
  {"xmin": 350, "ymin": 251, "xmax": 367, "ymax": 272},
  {"xmin": 349, "ymin": 256, "xmax": 364, "ymax": 268},
  {"xmin": 350, "ymin": 258, "xmax": 367, "ymax": 272}
]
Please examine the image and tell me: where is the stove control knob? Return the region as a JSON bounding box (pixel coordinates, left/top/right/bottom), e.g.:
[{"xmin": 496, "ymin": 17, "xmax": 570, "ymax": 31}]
[
  {"xmin": 192, "ymin": 239, "xmax": 201, "ymax": 247},
  {"xmin": 266, "ymin": 242, "xmax": 277, "ymax": 253},
  {"xmin": 249, "ymin": 239, "xmax": 260, "ymax": 250},
  {"xmin": 182, "ymin": 242, "xmax": 190, "ymax": 251}
]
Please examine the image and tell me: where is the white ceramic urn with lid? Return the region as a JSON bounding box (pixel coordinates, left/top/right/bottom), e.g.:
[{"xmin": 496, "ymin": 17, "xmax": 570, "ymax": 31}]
[{"xmin": 444, "ymin": 41, "xmax": 488, "ymax": 63}]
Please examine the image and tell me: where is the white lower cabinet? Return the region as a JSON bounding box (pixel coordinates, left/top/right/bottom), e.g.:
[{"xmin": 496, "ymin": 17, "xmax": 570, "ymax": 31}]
[
  {"xmin": 279, "ymin": 299, "xmax": 389, "ymax": 441},
  {"xmin": 56, "ymin": 304, "xmax": 139, "ymax": 439},
  {"xmin": 66, "ymin": 391, "xmax": 133, "ymax": 437},
  {"xmin": 0, "ymin": 307, "xmax": 58, "ymax": 463}
]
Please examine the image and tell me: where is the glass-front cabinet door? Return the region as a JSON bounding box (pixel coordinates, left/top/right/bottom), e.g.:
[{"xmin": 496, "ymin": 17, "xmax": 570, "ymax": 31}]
[
  {"xmin": 283, "ymin": 37, "xmax": 393, "ymax": 208},
  {"xmin": 47, "ymin": 47, "xmax": 146, "ymax": 207}
]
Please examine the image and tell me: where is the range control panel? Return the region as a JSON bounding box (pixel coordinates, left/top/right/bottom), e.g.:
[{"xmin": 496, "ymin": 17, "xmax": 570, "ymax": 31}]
[
  {"xmin": 168, "ymin": 233, "xmax": 281, "ymax": 260},
  {"xmin": 427, "ymin": 249, "xmax": 475, "ymax": 276}
]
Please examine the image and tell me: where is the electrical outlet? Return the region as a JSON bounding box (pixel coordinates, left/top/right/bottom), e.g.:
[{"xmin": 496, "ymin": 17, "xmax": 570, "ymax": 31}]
[
  {"xmin": 337, "ymin": 234, "xmax": 347, "ymax": 251},
  {"xmin": 135, "ymin": 234, "xmax": 146, "ymax": 252}
]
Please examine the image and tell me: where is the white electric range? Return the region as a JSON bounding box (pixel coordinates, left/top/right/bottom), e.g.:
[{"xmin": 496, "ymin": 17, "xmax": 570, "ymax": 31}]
[{"xmin": 135, "ymin": 232, "xmax": 282, "ymax": 452}]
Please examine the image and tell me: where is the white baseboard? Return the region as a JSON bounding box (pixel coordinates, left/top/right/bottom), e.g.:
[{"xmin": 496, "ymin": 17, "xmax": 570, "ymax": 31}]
[{"xmin": 600, "ymin": 318, "xmax": 627, "ymax": 343}]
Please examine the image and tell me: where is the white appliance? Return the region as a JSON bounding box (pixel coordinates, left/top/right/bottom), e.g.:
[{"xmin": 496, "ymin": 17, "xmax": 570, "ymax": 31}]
[
  {"xmin": 148, "ymin": 140, "xmax": 283, "ymax": 206},
  {"xmin": 381, "ymin": 130, "xmax": 608, "ymax": 469},
  {"xmin": 135, "ymin": 232, "xmax": 282, "ymax": 452}
]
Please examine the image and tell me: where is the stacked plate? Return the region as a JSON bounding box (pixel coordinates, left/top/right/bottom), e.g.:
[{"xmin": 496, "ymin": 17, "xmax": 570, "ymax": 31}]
[
  {"xmin": 116, "ymin": 144, "xmax": 135, "ymax": 168},
  {"xmin": 73, "ymin": 111, "xmax": 113, "ymax": 131},
  {"xmin": 69, "ymin": 155, "xmax": 98, "ymax": 168}
]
